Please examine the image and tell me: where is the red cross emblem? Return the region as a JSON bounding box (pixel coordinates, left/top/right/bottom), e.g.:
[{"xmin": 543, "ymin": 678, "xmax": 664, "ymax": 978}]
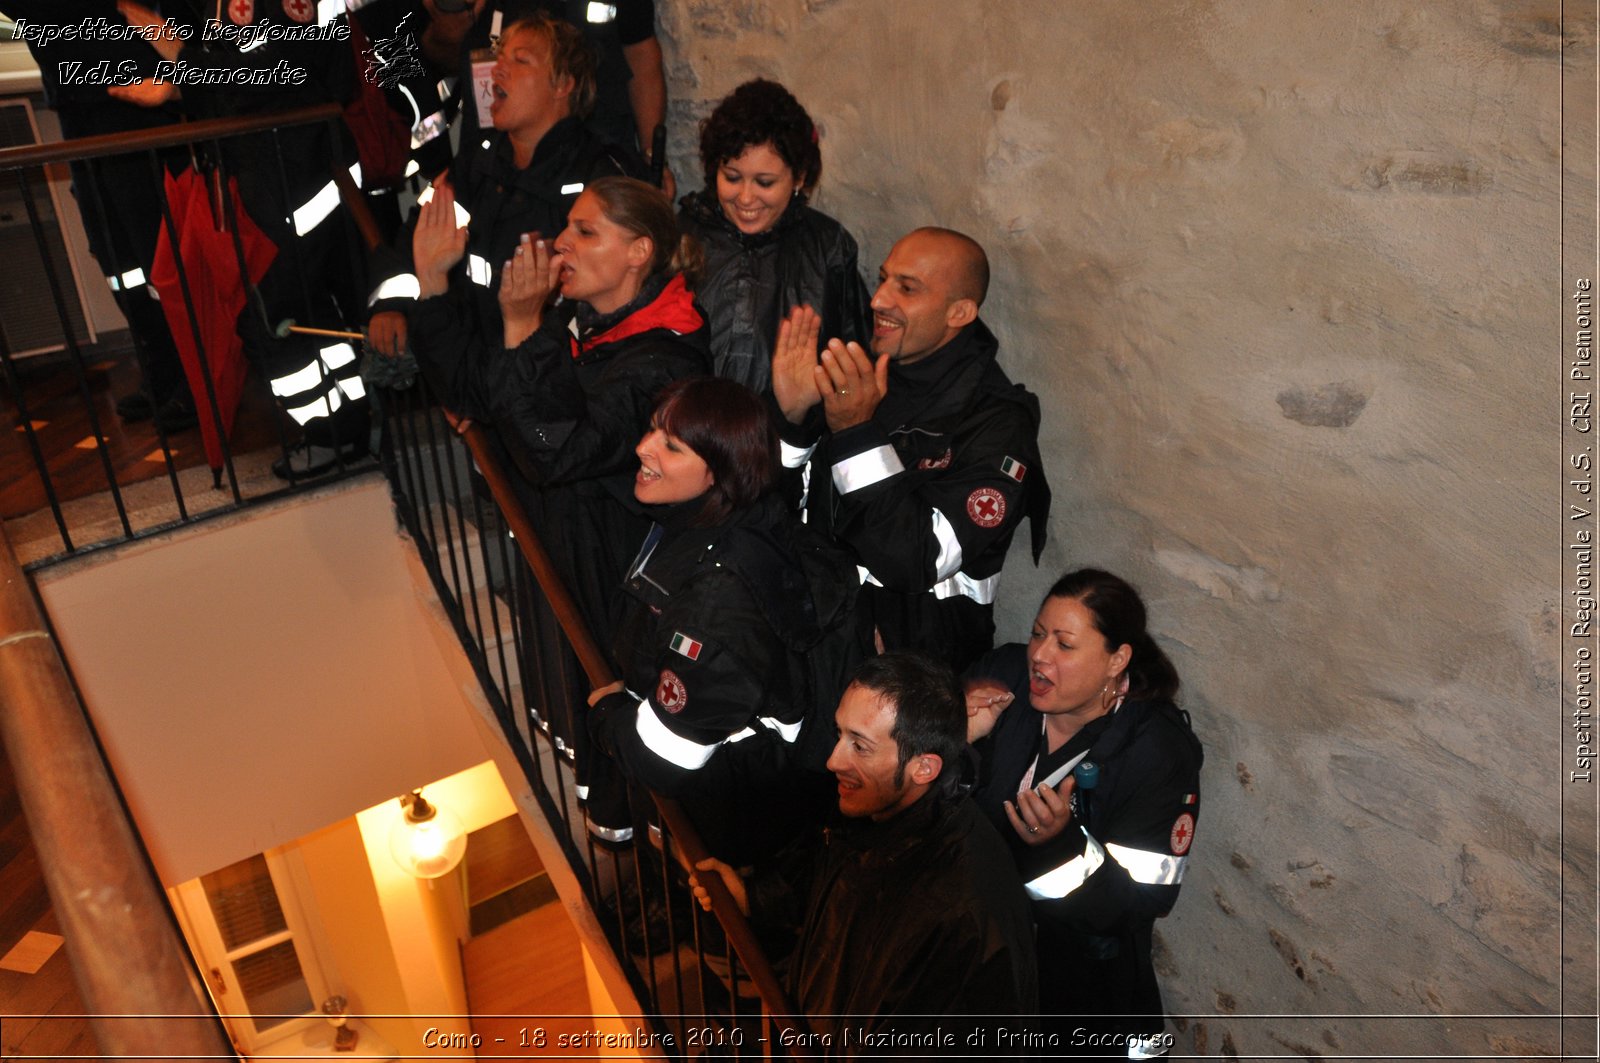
[
  {"xmin": 282, "ymin": 0, "xmax": 314, "ymax": 22},
  {"xmin": 228, "ymin": 0, "xmax": 254, "ymax": 24},
  {"xmin": 1170, "ymin": 813, "xmax": 1195, "ymax": 855},
  {"xmin": 655, "ymin": 669, "xmax": 688, "ymax": 714},
  {"xmin": 966, "ymin": 487, "xmax": 1006, "ymax": 528}
]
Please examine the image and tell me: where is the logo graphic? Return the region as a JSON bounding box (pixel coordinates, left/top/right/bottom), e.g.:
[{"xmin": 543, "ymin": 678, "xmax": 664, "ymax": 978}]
[
  {"xmin": 1170, "ymin": 813, "xmax": 1195, "ymax": 855},
  {"xmin": 966, "ymin": 487, "xmax": 1006, "ymax": 528},
  {"xmin": 362, "ymin": 12, "xmax": 425, "ymax": 86},
  {"xmin": 655, "ymin": 670, "xmax": 688, "ymax": 714}
]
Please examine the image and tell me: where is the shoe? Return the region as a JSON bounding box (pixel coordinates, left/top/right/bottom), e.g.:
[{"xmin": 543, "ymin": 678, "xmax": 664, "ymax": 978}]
[
  {"xmin": 116, "ymin": 391, "xmax": 156, "ymax": 421},
  {"xmin": 271, "ymin": 440, "xmax": 369, "ymax": 481},
  {"xmin": 154, "ymin": 394, "xmax": 198, "ymax": 434}
]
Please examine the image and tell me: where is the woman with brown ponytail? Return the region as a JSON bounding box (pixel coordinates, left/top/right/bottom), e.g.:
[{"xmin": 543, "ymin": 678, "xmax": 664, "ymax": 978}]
[{"xmin": 965, "ymin": 568, "xmax": 1203, "ymax": 1057}]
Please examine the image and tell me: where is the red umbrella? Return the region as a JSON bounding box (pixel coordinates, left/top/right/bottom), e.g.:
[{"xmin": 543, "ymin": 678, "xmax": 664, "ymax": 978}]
[{"xmin": 149, "ymin": 166, "xmax": 276, "ymax": 472}]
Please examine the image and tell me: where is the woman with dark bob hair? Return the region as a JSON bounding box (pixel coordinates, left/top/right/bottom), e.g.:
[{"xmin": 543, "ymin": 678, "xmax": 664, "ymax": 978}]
[
  {"xmin": 678, "ymin": 78, "xmax": 870, "ymax": 393},
  {"xmin": 965, "ymin": 569, "xmax": 1203, "ymax": 1054},
  {"xmin": 588, "ymin": 377, "xmax": 829, "ymax": 866}
]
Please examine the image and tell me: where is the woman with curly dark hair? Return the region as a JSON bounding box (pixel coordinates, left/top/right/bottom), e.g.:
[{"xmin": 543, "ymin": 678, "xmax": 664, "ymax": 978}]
[{"xmin": 678, "ymin": 78, "xmax": 870, "ymax": 394}]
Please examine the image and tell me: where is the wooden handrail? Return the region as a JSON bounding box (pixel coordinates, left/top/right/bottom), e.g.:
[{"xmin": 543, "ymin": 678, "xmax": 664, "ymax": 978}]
[
  {"xmin": 0, "ymin": 103, "xmax": 343, "ymax": 171},
  {"xmin": 458, "ymin": 425, "xmax": 812, "ymax": 1043},
  {"xmin": 0, "ymin": 523, "xmax": 237, "ymax": 1059}
]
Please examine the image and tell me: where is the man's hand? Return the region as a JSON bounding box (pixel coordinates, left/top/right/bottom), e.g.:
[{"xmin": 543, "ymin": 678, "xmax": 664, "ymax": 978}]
[
  {"xmin": 964, "ymin": 680, "xmax": 1014, "ymax": 744},
  {"xmin": 498, "ymin": 233, "xmax": 562, "ymax": 348},
  {"xmin": 414, "ymin": 178, "xmax": 468, "ymax": 298},
  {"xmin": 1006, "ymin": 775, "xmax": 1076, "ymax": 846},
  {"xmin": 771, "ymin": 305, "xmax": 823, "ymax": 424},
  {"xmin": 689, "ymin": 857, "xmax": 749, "ymax": 916},
  {"xmin": 117, "ymin": 0, "xmax": 183, "ymax": 61},
  {"xmin": 816, "ymin": 338, "xmax": 889, "ymax": 432},
  {"xmin": 368, "ymin": 311, "xmax": 408, "ymax": 359},
  {"xmin": 106, "ymin": 77, "xmax": 177, "ymax": 107}
]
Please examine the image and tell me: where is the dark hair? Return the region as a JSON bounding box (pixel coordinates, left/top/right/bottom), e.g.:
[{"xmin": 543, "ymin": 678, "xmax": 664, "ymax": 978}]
[
  {"xmin": 584, "ymin": 176, "xmax": 702, "ymax": 282},
  {"xmin": 500, "ymin": 14, "xmax": 597, "ymax": 119},
  {"xmin": 698, "ymin": 78, "xmax": 822, "ymax": 194},
  {"xmin": 1044, "ymin": 569, "xmax": 1181, "ymax": 703},
  {"xmin": 651, "ymin": 377, "xmax": 777, "ymax": 524},
  {"xmin": 849, "ymin": 652, "xmax": 965, "ymax": 795}
]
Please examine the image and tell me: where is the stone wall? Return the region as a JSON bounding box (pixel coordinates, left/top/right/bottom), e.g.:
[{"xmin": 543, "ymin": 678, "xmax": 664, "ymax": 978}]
[{"xmin": 656, "ymin": 1, "xmax": 1587, "ymax": 1056}]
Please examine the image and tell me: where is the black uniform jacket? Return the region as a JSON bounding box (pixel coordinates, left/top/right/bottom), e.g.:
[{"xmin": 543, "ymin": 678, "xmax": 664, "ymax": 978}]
[
  {"xmin": 413, "ymin": 269, "xmax": 707, "ymax": 643},
  {"xmin": 781, "ymin": 321, "xmax": 1050, "ymax": 672},
  {"xmin": 370, "ymin": 117, "xmax": 640, "ymax": 320},
  {"xmin": 678, "ymin": 190, "xmax": 870, "ymax": 395},
  {"xmin": 746, "ymin": 791, "xmax": 1039, "ymax": 1054},
  {"xmin": 591, "ymin": 493, "xmax": 827, "ymax": 866},
  {"xmin": 968, "ymin": 642, "xmax": 1203, "ymax": 1032}
]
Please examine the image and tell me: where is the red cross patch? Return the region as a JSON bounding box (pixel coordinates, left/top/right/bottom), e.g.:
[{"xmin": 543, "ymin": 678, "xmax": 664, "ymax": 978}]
[
  {"xmin": 1170, "ymin": 812, "xmax": 1195, "ymax": 855},
  {"xmin": 655, "ymin": 669, "xmax": 688, "ymax": 714},
  {"xmin": 282, "ymin": 0, "xmax": 314, "ymax": 22},
  {"xmin": 966, "ymin": 487, "xmax": 1006, "ymax": 528},
  {"xmin": 917, "ymin": 448, "xmax": 953, "ymax": 470},
  {"xmin": 228, "ymin": 0, "xmax": 254, "ymax": 24}
]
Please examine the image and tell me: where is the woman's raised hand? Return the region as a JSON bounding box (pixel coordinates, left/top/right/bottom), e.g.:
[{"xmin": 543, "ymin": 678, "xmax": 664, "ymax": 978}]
[
  {"xmin": 500, "ymin": 234, "xmax": 563, "ymax": 348},
  {"xmin": 771, "ymin": 304, "xmax": 823, "ymax": 424},
  {"xmin": 414, "ymin": 178, "xmax": 468, "ymax": 298}
]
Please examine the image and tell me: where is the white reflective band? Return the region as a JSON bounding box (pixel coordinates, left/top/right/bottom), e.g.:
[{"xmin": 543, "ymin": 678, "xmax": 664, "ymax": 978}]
[
  {"xmin": 319, "ymin": 341, "xmax": 357, "ymax": 371},
  {"xmin": 284, "ymin": 388, "xmax": 343, "ymax": 425},
  {"xmin": 489, "ymin": 9, "xmax": 502, "ymax": 36},
  {"xmin": 147, "ymin": 285, "xmax": 161, "ymax": 301},
  {"xmin": 292, "ymin": 179, "xmax": 339, "ymax": 236},
  {"xmin": 588, "ymin": 821, "xmax": 633, "ymax": 843},
  {"xmin": 317, "ymin": 0, "xmax": 343, "ymax": 24},
  {"xmin": 574, "ymin": 784, "xmax": 589, "ymax": 799},
  {"xmin": 481, "ymin": 138, "xmax": 492, "ymax": 150},
  {"xmin": 467, "ymin": 254, "xmax": 493, "ymax": 287},
  {"xmin": 271, "ymin": 361, "xmax": 327, "ymax": 398},
  {"xmin": 1025, "ymin": 828, "xmax": 1105, "ymax": 900},
  {"xmin": 338, "ymin": 375, "xmax": 367, "ymax": 401},
  {"xmin": 930, "ymin": 507, "xmax": 964, "ymax": 580},
  {"xmin": 108, "ymin": 267, "xmax": 146, "ymax": 291},
  {"xmin": 857, "ymin": 565, "xmax": 882, "ymax": 587},
  {"xmin": 403, "ymin": 159, "xmax": 421, "ymax": 178},
  {"xmin": 417, "ymin": 185, "xmax": 472, "ymax": 227},
  {"xmin": 348, "ymin": 161, "xmax": 362, "ymax": 187},
  {"xmin": 760, "ymin": 716, "xmax": 802, "ymax": 743},
  {"xmin": 1129, "ymin": 1035, "xmax": 1169, "ymax": 1060},
  {"xmin": 635, "ymin": 698, "xmax": 720, "ymax": 770},
  {"xmin": 368, "ymin": 273, "xmax": 421, "ymax": 305},
  {"xmin": 397, "ymin": 83, "xmax": 423, "ymax": 128},
  {"xmin": 1106, "ymin": 842, "xmax": 1188, "ymax": 886},
  {"xmin": 437, "ymin": 78, "xmax": 453, "ymax": 100},
  {"xmin": 780, "ymin": 439, "xmax": 815, "ymax": 469},
  {"xmin": 560, "ymin": 182, "xmax": 584, "ymax": 194},
  {"xmin": 930, "ymin": 570, "xmax": 999, "ymax": 604},
  {"xmin": 832, "ymin": 444, "xmax": 902, "ymax": 494},
  {"xmin": 586, "ymin": 2, "xmax": 617, "ymax": 22}
]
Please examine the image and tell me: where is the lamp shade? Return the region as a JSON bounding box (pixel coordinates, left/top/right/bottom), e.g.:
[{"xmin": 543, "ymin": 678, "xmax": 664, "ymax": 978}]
[{"xmin": 388, "ymin": 790, "xmax": 466, "ymax": 879}]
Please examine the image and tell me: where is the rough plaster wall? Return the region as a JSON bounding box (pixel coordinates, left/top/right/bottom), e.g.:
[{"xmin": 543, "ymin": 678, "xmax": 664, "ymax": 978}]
[{"xmin": 658, "ymin": 1, "xmax": 1581, "ymax": 1056}]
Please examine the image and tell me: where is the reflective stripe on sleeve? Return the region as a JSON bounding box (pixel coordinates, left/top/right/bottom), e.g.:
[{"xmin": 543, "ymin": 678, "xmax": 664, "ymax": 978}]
[
  {"xmin": 930, "ymin": 570, "xmax": 999, "ymax": 604},
  {"xmin": 467, "ymin": 254, "xmax": 493, "ymax": 287},
  {"xmin": 1106, "ymin": 842, "xmax": 1188, "ymax": 885},
  {"xmin": 635, "ymin": 697, "xmax": 720, "ymax": 770},
  {"xmin": 832, "ymin": 444, "xmax": 902, "ymax": 494},
  {"xmin": 368, "ymin": 273, "xmax": 421, "ymax": 305},
  {"xmin": 588, "ymin": 821, "xmax": 633, "ymax": 843},
  {"xmin": 780, "ymin": 439, "xmax": 815, "ymax": 469},
  {"xmin": 930, "ymin": 507, "xmax": 964, "ymax": 579},
  {"xmin": 1025, "ymin": 828, "xmax": 1106, "ymax": 900}
]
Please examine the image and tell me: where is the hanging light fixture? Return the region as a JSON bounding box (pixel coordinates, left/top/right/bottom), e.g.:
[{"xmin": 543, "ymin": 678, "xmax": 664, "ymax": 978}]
[{"xmin": 388, "ymin": 789, "xmax": 467, "ymax": 879}]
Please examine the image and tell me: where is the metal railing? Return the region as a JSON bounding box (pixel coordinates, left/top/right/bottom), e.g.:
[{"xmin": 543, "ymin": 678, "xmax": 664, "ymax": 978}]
[
  {"xmin": 0, "ymin": 104, "xmax": 375, "ymax": 569},
  {"xmin": 376, "ymin": 376, "xmax": 809, "ymax": 1052}
]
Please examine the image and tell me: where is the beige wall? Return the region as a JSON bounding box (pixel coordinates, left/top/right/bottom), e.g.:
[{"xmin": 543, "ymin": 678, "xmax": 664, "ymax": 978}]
[
  {"xmin": 35, "ymin": 480, "xmax": 490, "ymax": 886},
  {"xmin": 657, "ymin": 1, "xmax": 1589, "ymax": 1055}
]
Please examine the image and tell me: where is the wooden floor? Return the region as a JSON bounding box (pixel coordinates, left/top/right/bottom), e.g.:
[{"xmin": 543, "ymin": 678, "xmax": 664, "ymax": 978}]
[{"xmin": 0, "ymin": 338, "xmax": 284, "ymax": 522}]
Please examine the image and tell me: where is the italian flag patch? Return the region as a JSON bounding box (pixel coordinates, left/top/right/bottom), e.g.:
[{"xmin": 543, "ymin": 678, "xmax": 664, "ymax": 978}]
[
  {"xmin": 670, "ymin": 632, "xmax": 703, "ymax": 660},
  {"xmin": 1000, "ymin": 456, "xmax": 1027, "ymax": 482}
]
